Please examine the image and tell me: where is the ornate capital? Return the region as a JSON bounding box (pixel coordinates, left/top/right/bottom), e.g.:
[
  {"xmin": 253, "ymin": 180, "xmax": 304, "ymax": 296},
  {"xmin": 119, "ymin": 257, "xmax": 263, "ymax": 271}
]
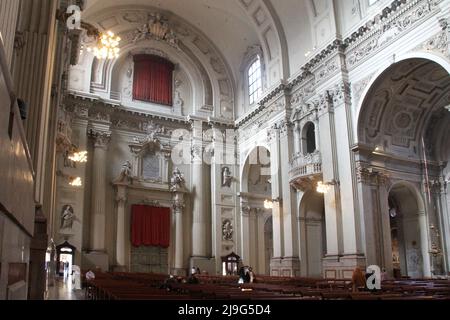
[
  {"xmin": 356, "ymin": 166, "xmax": 390, "ymax": 187},
  {"xmin": 173, "ymin": 199, "xmax": 185, "ymax": 211},
  {"xmin": 241, "ymin": 206, "xmax": 251, "ymax": 217},
  {"xmin": 115, "ymin": 195, "xmax": 127, "ymax": 204},
  {"xmin": 330, "ymin": 81, "xmax": 351, "ymax": 106},
  {"xmin": 316, "ymin": 92, "xmax": 334, "ymax": 116},
  {"xmin": 267, "ymin": 124, "xmax": 279, "ymax": 144},
  {"xmin": 278, "ymin": 119, "xmax": 292, "ymax": 137},
  {"xmin": 424, "ymin": 179, "xmax": 447, "ymax": 194},
  {"xmin": 89, "ymin": 129, "xmax": 111, "ymax": 148}
]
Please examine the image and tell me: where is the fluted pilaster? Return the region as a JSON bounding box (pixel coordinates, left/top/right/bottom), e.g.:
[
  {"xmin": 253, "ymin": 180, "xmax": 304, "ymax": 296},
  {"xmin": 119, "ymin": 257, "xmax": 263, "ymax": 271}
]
[{"xmin": 89, "ymin": 129, "xmax": 111, "ymax": 252}]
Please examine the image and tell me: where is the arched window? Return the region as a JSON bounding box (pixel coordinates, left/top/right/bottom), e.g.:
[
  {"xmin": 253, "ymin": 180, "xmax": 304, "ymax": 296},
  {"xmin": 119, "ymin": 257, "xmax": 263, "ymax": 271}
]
[
  {"xmin": 133, "ymin": 54, "xmax": 175, "ymax": 106},
  {"xmin": 248, "ymin": 56, "xmax": 262, "ymax": 105},
  {"xmin": 302, "ymin": 122, "xmax": 317, "ymax": 155}
]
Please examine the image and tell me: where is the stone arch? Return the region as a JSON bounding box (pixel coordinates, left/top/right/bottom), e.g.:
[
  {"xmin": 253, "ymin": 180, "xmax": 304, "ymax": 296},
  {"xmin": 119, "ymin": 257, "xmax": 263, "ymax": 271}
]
[
  {"xmin": 354, "ymin": 55, "xmax": 450, "ymax": 277},
  {"xmin": 107, "ymin": 40, "xmax": 205, "ymax": 115},
  {"xmin": 356, "ymin": 52, "xmax": 450, "ymax": 146},
  {"xmin": 357, "ymin": 56, "xmax": 450, "ymax": 159},
  {"xmin": 388, "ymin": 181, "xmax": 430, "ymax": 278},
  {"xmin": 240, "ymin": 145, "xmax": 271, "ymax": 193},
  {"xmin": 76, "ymin": 5, "xmax": 236, "ymax": 119}
]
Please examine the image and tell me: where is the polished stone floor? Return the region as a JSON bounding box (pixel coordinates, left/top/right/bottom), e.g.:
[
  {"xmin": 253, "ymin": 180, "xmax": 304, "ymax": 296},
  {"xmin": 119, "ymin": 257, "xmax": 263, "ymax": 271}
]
[{"xmin": 45, "ymin": 274, "xmax": 85, "ymax": 300}]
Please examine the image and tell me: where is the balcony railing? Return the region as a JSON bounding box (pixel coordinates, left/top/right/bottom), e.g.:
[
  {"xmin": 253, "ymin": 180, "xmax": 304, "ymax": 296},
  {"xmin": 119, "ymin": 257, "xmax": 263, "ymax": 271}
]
[{"xmin": 289, "ymin": 150, "xmax": 322, "ymax": 185}]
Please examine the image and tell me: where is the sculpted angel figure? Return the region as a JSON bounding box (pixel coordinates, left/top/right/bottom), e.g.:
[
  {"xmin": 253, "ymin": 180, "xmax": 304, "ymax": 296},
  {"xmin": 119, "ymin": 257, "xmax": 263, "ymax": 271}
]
[
  {"xmin": 170, "ymin": 167, "xmax": 185, "ymax": 191},
  {"xmin": 116, "ymin": 160, "xmax": 132, "ymax": 183},
  {"xmin": 222, "ymin": 167, "xmax": 233, "ymax": 188},
  {"xmin": 60, "ymin": 205, "xmax": 75, "ymax": 230}
]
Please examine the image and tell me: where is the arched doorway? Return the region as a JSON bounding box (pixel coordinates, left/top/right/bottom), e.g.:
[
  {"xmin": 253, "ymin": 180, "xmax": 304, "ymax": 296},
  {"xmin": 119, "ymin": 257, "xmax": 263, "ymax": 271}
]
[
  {"xmin": 299, "ymin": 191, "xmax": 326, "ymax": 277},
  {"xmin": 388, "ymin": 183, "xmax": 426, "ymax": 278},
  {"xmin": 240, "ymin": 146, "xmax": 273, "ymax": 275},
  {"xmin": 56, "ymin": 241, "xmax": 76, "ymax": 277},
  {"xmin": 355, "ymin": 56, "xmax": 450, "ymax": 277}
]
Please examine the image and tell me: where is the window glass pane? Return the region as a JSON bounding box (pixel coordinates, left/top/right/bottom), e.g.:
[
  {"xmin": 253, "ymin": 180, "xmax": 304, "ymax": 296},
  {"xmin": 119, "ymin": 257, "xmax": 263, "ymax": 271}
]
[{"xmin": 248, "ymin": 56, "xmax": 262, "ymax": 105}]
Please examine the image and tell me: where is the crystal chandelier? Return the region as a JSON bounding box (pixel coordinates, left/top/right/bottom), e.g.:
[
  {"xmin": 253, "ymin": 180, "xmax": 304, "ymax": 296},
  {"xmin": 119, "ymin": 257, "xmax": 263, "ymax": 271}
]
[{"xmin": 87, "ymin": 31, "xmax": 121, "ymax": 60}]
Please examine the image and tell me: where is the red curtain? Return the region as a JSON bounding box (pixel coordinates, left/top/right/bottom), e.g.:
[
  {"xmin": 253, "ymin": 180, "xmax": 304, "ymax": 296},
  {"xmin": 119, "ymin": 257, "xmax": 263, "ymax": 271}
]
[
  {"xmin": 133, "ymin": 54, "xmax": 174, "ymax": 106},
  {"xmin": 131, "ymin": 205, "xmax": 171, "ymax": 248}
]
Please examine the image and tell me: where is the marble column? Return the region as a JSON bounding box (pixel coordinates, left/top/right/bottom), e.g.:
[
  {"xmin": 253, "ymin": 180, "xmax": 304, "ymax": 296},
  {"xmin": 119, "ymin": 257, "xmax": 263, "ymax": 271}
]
[
  {"xmin": 115, "ymin": 185, "xmax": 127, "ymax": 269},
  {"xmin": 173, "ymin": 192, "xmax": 185, "ymax": 275},
  {"xmin": 88, "ymin": 129, "xmax": 111, "ymax": 252},
  {"xmin": 267, "ymin": 125, "xmax": 284, "ymax": 260},
  {"xmin": 317, "ymin": 95, "xmax": 341, "ymax": 257},
  {"xmin": 240, "ymin": 201, "xmax": 251, "ymax": 265},
  {"xmin": 191, "ymin": 119, "xmax": 207, "ymax": 257},
  {"xmin": 279, "ymin": 121, "xmax": 300, "ymax": 276}
]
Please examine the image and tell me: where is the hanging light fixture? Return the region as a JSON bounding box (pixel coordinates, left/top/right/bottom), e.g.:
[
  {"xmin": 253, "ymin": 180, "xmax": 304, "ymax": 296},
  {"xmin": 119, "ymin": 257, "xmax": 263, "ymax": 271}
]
[
  {"xmin": 68, "ymin": 150, "xmax": 88, "ymax": 163},
  {"xmin": 316, "ymin": 181, "xmax": 330, "ymax": 194},
  {"xmin": 317, "ymin": 180, "xmax": 339, "ymax": 194},
  {"xmin": 69, "ymin": 177, "xmax": 83, "ymax": 187},
  {"xmin": 264, "ymin": 199, "xmax": 273, "ymax": 209},
  {"xmin": 87, "ymin": 31, "xmax": 121, "ymax": 60}
]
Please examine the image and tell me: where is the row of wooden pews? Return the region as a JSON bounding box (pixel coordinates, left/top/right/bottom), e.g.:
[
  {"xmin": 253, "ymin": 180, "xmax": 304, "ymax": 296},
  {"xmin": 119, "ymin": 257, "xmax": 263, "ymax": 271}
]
[{"xmin": 83, "ymin": 272, "xmax": 450, "ymax": 300}]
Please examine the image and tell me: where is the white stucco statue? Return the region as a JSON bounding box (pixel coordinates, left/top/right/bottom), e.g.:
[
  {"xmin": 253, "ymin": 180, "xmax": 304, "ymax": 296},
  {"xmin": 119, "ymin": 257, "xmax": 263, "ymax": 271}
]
[
  {"xmin": 170, "ymin": 167, "xmax": 185, "ymax": 191},
  {"xmin": 60, "ymin": 205, "xmax": 75, "ymax": 230},
  {"xmin": 72, "ymin": 265, "xmax": 81, "ymax": 290},
  {"xmin": 115, "ymin": 160, "xmax": 132, "ymax": 183}
]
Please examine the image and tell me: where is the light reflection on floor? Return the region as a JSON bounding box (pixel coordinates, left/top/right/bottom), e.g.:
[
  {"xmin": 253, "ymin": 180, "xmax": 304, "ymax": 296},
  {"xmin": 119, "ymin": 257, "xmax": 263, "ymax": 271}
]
[{"xmin": 45, "ymin": 274, "xmax": 85, "ymax": 300}]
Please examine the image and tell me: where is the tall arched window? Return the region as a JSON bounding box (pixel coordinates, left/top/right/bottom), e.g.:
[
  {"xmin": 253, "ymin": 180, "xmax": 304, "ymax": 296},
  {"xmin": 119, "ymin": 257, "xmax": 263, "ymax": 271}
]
[
  {"xmin": 133, "ymin": 54, "xmax": 175, "ymax": 106},
  {"xmin": 248, "ymin": 56, "xmax": 262, "ymax": 105}
]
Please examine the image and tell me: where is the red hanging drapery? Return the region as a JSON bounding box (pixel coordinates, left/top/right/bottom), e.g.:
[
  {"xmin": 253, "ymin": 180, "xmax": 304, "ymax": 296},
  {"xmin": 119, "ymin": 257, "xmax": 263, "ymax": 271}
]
[
  {"xmin": 132, "ymin": 54, "xmax": 174, "ymax": 106},
  {"xmin": 131, "ymin": 205, "xmax": 171, "ymax": 248}
]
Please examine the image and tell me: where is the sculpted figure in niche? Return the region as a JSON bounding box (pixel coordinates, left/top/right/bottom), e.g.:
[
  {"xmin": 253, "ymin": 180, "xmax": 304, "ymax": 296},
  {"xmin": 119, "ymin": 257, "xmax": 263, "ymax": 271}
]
[
  {"xmin": 60, "ymin": 205, "xmax": 75, "ymax": 230},
  {"xmin": 116, "ymin": 161, "xmax": 132, "ymax": 183},
  {"xmin": 222, "ymin": 219, "xmax": 233, "ymax": 241},
  {"xmin": 222, "ymin": 167, "xmax": 233, "ymax": 188},
  {"xmin": 170, "ymin": 167, "xmax": 185, "ymax": 191}
]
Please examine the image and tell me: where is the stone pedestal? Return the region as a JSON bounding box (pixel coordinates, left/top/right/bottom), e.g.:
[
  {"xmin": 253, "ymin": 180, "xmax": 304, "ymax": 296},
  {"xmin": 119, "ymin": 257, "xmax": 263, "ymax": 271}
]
[
  {"xmin": 322, "ymin": 254, "xmax": 366, "ymax": 279},
  {"xmin": 190, "ymin": 257, "xmax": 216, "ymax": 275},
  {"xmin": 82, "ymin": 252, "xmax": 109, "ymax": 272},
  {"xmin": 270, "ymin": 257, "xmax": 301, "ymax": 277}
]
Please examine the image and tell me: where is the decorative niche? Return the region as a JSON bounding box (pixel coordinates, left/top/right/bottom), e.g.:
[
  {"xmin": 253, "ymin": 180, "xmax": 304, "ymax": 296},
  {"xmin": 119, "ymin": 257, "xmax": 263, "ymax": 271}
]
[{"xmin": 129, "ymin": 129, "xmax": 171, "ymax": 185}]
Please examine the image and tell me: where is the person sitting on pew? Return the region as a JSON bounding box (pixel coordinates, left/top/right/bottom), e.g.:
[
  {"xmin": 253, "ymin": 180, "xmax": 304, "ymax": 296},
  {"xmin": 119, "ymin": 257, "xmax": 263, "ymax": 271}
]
[
  {"xmin": 244, "ymin": 267, "xmax": 251, "ymax": 283},
  {"xmin": 351, "ymin": 267, "xmax": 366, "ymax": 292},
  {"xmin": 160, "ymin": 275, "xmax": 177, "ymax": 291},
  {"xmin": 85, "ymin": 269, "xmax": 95, "ymax": 281},
  {"xmin": 238, "ymin": 266, "xmax": 246, "ymax": 284},
  {"xmin": 248, "ymin": 267, "xmax": 255, "ymax": 283},
  {"xmin": 187, "ymin": 274, "xmax": 199, "ymax": 284}
]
